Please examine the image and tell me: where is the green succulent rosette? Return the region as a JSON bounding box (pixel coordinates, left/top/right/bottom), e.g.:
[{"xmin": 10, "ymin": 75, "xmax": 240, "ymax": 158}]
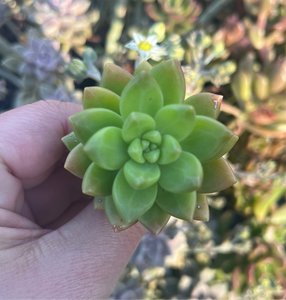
[{"xmin": 62, "ymin": 59, "xmax": 238, "ymax": 234}]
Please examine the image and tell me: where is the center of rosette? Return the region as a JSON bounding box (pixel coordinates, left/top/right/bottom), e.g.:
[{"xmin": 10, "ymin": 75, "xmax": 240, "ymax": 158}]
[{"xmin": 128, "ymin": 130, "xmax": 162, "ymax": 164}]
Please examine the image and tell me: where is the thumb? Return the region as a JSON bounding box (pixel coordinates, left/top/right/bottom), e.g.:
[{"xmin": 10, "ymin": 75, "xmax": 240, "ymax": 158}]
[{"xmin": 39, "ymin": 201, "xmax": 147, "ymax": 299}]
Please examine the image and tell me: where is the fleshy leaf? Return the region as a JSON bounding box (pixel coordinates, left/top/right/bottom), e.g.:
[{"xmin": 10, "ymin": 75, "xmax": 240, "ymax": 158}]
[
  {"xmin": 193, "ymin": 194, "xmax": 209, "ymax": 221},
  {"xmin": 122, "ymin": 112, "xmax": 155, "ymax": 143},
  {"xmin": 101, "ymin": 63, "xmax": 133, "ymax": 96},
  {"xmin": 134, "ymin": 60, "xmax": 153, "ymax": 76},
  {"xmin": 94, "ymin": 196, "xmax": 106, "ymax": 209},
  {"xmin": 138, "ymin": 203, "xmax": 170, "ymax": 235},
  {"xmin": 69, "ymin": 108, "xmax": 123, "ymax": 144},
  {"xmin": 105, "ymin": 196, "xmax": 137, "ymax": 232},
  {"xmin": 84, "ymin": 127, "xmax": 129, "ymax": 170},
  {"xmin": 113, "ymin": 169, "xmax": 157, "ymax": 223},
  {"xmin": 158, "ymin": 134, "xmax": 182, "ymax": 165},
  {"xmin": 198, "ymin": 158, "xmax": 237, "ymax": 193},
  {"xmin": 142, "ymin": 131, "xmax": 162, "ymax": 145},
  {"xmin": 64, "ymin": 144, "xmax": 92, "ymax": 179},
  {"xmin": 159, "ymin": 152, "xmax": 203, "ymax": 194},
  {"xmin": 124, "ymin": 160, "xmax": 160, "ymax": 190},
  {"xmin": 156, "ymin": 186, "xmax": 197, "ymax": 221},
  {"xmin": 141, "ymin": 140, "xmax": 150, "ymax": 151},
  {"xmin": 120, "ymin": 71, "xmax": 164, "ymax": 120},
  {"xmin": 180, "ymin": 116, "xmax": 238, "ymax": 163},
  {"xmin": 82, "ymin": 163, "xmax": 118, "ymax": 196},
  {"xmin": 61, "ymin": 131, "xmax": 80, "ymax": 151},
  {"xmin": 128, "ymin": 138, "xmax": 145, "ymax": 164},
  {"xmin": 184, "ymin": 93, "xmax": 222, "ymax": 119},
  {"xmin": 143, "ymin": 149, "xmax": 160, "ymax": 163},
  {"xmin": 83, "ymin": 87, "xmax": 120, "ymax": 114},
  {"xmin": 149, "ymin": 59, "xmax": 185, "ymax": 105},
  {"xmin": 155, "ymin": 105, "xmax": 196, "ymax": 141}
]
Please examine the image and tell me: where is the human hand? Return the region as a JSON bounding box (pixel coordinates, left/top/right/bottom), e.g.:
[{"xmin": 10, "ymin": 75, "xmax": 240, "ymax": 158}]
[{"xmin": 0, "ymin": 100, "xmax": 146, "ymax": 299}]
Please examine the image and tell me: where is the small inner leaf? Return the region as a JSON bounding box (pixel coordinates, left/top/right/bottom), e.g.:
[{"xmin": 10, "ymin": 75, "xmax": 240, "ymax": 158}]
[
  {"xmin": 123, "ymin": 160, "xmax": 160, "ymax": 190},
  {"xmin": 155, "ymin": 105, "xmax": 196, "ymax": 142},
  {"xmin": 128, "ymin": 138, "xmax": 145, "ymax": 164},
  {"xmin": 158, "ymin": 134, "xmax": 182, "ymax": 165},
  {"xmin": 64, "ymin": 143, "xmax": 92, "ymax": 179},
  {"xmin": 143, "ymin": 149, "xmax": 161, "ymax": 163},
  {"xmin": 83, "ymin": 87, "xmax": 120, "ymax": 114},
  {"xmin": 180, "ymin": 116, "xmax": 238, "ymax": 163},
  {"xmin": 122, "ymin": 112, "xmax": 155, "ymax": 143},
  {"xmin": 193, "ymin": 193, "xmax": 209, "ymax": 221},
  {"xmin": 120, "ymin": 71, "xmax": 164, "ymax": 120},
  {"xmin": 159, "ymin": 151, "xmax": 203, "ymax": 194},
  {"xmin": 82, "ymin": 162, "xmax": 118, "ymax": 196},
  {"xmin": 105, "ymin": 196, "xmax": 137, "ymax": 233},
  {"xmin": 84, "ymin": 127, "xmax": 129, "ymax": 170},
  {"xmin": 156, "ymin": 187, "xmax": 197, "ymax": 221},
  {"xmin": 141, "ymin": 140, "xmax": 150, "ymax": 151},
  {"xmin": 142, "ymin": 130, "xmax": 162, "ymax": 145},
  {"xmin": 198, "ymin": 158, "xmax": 237, "ymax": 193},
  {"xmin": 113, "ymin": 169, "xmax": 158, "ymax": 223},
  {"xmin": 69, "ymin": 108, "xmax": 123, "ymax": 145},
  {"xmin": 139, "ymin": 203, "xmax": 170, "ymax": 235}
]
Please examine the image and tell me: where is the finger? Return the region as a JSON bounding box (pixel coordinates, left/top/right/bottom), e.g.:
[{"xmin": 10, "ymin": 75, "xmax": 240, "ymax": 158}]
[
  {"xmin": 25, "ymin": 167, "xmax": 87, "ymax": 227},
  {"xmin": 32, "ymin": 203, "xmax": 147, "ymax": 299},
  {"xmin": 0, "ymin": 100, "xmax": 82, "ymax": 212}
]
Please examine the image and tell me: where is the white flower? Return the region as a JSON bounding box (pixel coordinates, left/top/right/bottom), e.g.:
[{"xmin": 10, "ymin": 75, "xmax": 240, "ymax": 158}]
[{"xmin": 125, "ymin": 33, "xmax": 165, "ymax": 61}]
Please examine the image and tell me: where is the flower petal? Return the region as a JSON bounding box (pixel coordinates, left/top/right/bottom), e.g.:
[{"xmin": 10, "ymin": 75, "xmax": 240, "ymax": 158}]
[
  {"xmin": 133, "ymin": 32, "xmax": 145, "ymax": 43},
  {"xmin": 139, "ymin": 50, "xmax": 150, "ymax": 60},
  {"xmin": 69, "ymin": 108, "xmax": 123, "ymax": 144},
  {"xmin": 64, "ymin": 143, "xmax": 92, "ymax": 179},
  {"xmin": 113, "ymin": 169, "xmax": 158, "ymax": 223},
  {"xmin": 193, "ymin": 194, "xmax": 209, "ymax": 221},
  {"xmin": 82, "ymin": 162, "xmax": 118, "ymax": 196},
  {"xmin": 122, "ymin": 112, "xmax": 155, "ymax": 143},
  {"xmin": 139, "ymin": 203, "xmax": 170, "ymax": 235},
  {"xmin": 101, "ymin": 63, "xmax": 133, "ymax": 96},
  {"xmin": 198, "ymin": 158, "xmax": 237, "ymax": 193},
  {"xmin": 84, "ymin": 127, "xmax": 129, "ymax": 170},
  {"xmin": 180, "ymin": 116, "xmax": 238, "ymax": 163},
  {"xmin": 105, "ymin": 195, "xmax": 137, "ymax": 233},
  {"xmin": 83, "ymin": 87, "xmax": 120, "ymax": 114},
  {"xmin": 156, "ymin": 186, "xmax": 196, "ymax": 221},
  {"xmin": 124, "ymin": 160, "xmax": 160, "ymax": 190},
  {"xmin": 120, "ymin": 71, "xmax": 163, "ymax": 119},
  {"xmin": 159, "ymin": 151, "xmax": 203, "ymax": 194},
  {"xmin": 125, "ymin": 41, "xmax": 139, "ymax": 51},
  {"xmin": 155, "ymin": 104, "xmax": 196, "ymax": 141},
  {"xmin": 150, "ymin": 59, "xmax": 186, "ymax": 105},
  {"xmin": 146, "ymin": 34, "xmax": 158, "ymax": 45}
]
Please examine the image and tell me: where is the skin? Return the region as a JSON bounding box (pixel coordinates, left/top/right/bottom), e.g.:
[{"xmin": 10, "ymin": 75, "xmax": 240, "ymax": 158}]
[{"xmin": 0, "ymin": 100, "xmax": 146, "ymax": 299}]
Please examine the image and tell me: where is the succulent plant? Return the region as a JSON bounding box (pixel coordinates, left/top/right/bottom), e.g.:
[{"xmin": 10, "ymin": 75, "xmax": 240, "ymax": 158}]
[{"xmin": 62, "ymin": 59, "xmax": 238, "ymax": 234}]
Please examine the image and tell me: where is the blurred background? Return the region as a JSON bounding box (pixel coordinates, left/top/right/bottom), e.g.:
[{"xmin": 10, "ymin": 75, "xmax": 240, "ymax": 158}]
[{"xmin": 0, "ymin": 0, "xmax": 286, "ymax": 299}]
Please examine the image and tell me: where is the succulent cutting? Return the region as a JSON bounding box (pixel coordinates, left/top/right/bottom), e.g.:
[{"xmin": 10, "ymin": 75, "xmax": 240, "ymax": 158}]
[{"xmin": 62, "ymin": 59, "xmax": 238, "ymax": 234}]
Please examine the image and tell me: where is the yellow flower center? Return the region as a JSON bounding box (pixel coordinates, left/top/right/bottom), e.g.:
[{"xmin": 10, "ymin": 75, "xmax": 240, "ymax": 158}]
[{"xmin": 138, "ymin": 41, "xmax": 152, "ymax": 51}]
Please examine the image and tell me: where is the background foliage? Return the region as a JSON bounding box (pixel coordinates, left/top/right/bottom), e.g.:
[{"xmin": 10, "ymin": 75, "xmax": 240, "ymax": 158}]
[{"xmin": 0, "ymin": 0, "xmax": 286, "ymax": 299}]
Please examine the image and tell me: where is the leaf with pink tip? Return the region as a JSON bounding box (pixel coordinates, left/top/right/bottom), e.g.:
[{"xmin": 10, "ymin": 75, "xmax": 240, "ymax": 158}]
[
  {"xmin": 82, "ymin": 163, "xmax": 118, "ymax": 196},
  {"xmin": 156, "ymin": 187, "xmax": 196, "ymax": 221},
  {"xmin": 139, "ymin": 203, "xmax": 170, "ymax": 235},
  {"xmin": 198, "ymin": 158, "xmax": 237, "ymax": 193},
  {"xmin": 64, "ymin": 143, "xmax": 92, "ymax": 179},
  {"xmin": 105, "ymin": 196, "xmax": 137, "ymax": 233}
]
